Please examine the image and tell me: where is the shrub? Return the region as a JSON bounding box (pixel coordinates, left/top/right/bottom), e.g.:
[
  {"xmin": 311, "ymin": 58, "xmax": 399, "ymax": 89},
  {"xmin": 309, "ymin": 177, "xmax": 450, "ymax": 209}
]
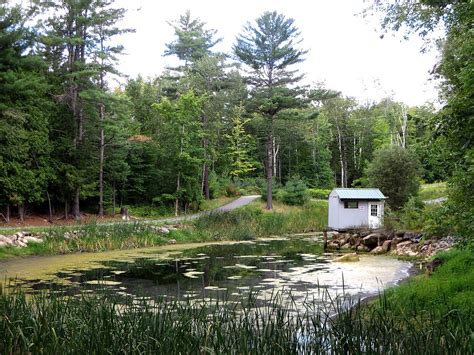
[
  {"xmin": 307, "ymin": 188, "xmax": 331, "ymax": 200},
  {"xmin": 281, "ymin": 176, "xmax": 309, "ymax": 206},
  {"xmin": 367, "ymin": 146, "xmax": 421, "ymax": 210},
  {"xmin": 399, "ymin": 196, "xmax": 425, "ymax": 230}
]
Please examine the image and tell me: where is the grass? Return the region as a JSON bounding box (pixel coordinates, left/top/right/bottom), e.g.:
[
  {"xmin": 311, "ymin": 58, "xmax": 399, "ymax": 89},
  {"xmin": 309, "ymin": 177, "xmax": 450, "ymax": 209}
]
[
  {"xmin": 1, "ymin": 248, "xmax": 472, "ymax": 353},
  {"xmin": 419, "ymin": 182, "xmax": 447, "ymax": 201},
  {"xmin": 0, "ymin": 200, "xmax": 328, "ymax": 260},
  {"xmin": 0, "ymin": 222, "xmax": 207, "ymax": 260},
  {"xmin": 195, "ymin": 200, "xmax": 328, "ymax": 240}
]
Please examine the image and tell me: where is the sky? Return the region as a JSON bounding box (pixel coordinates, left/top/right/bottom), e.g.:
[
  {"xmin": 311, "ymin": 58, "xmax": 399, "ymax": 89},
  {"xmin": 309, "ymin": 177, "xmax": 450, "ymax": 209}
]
[{"xmin": 113, "ymin": 0, "xmax": 441, "ymax": 107}]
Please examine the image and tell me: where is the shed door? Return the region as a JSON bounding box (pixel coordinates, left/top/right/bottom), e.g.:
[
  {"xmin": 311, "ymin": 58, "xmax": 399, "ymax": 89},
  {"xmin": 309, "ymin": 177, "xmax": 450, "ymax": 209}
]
[{"xmin": 368, "ymin": 203, "xmax": 381, "ymax": 229}]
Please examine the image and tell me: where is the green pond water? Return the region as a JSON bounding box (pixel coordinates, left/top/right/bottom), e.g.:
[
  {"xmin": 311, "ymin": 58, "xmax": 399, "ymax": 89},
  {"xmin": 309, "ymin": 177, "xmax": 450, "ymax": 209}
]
[{"xmin": 0, "ymin": 236, "xmax": 413, "ymax": 306}]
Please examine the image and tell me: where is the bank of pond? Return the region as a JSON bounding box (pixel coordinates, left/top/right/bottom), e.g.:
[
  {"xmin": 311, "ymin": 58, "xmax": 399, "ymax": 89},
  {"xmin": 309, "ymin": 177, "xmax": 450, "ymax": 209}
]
[{"xmin": 0, "ymin": 235, "xmax": 472, "ymax": 353}]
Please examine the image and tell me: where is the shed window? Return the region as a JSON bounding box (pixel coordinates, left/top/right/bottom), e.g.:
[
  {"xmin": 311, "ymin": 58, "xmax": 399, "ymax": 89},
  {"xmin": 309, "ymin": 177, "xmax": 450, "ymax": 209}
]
[
  {"xmin": 371, "ymin": 204, "xmax": 378, "ymax": 216},
  {"xmin": 344, "ymin": 201, "xmax": 358, "ymax": 209}
]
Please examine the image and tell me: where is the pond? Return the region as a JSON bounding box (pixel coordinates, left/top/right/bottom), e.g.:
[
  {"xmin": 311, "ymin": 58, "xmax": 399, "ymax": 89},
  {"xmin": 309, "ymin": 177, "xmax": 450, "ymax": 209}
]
[{"xmin": 0, "ymin": 236, "xmax": 413, "ymax": 308}]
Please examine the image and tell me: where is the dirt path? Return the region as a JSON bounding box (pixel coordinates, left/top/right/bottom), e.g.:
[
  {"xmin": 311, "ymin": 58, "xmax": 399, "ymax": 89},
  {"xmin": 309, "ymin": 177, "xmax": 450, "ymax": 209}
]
[
  {"xmin": 156, "ymin": 195, "xmax": 261, "ymax": 223},
  {"xmin": 0, "ymin": 195, "xmax": 261, "ymax": 230}
]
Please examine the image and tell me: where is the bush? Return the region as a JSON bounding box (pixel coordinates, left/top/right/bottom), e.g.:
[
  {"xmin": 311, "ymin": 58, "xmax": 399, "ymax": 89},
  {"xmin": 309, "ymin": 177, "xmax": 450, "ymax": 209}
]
[
  {"xmin": 260, "ymin": 179, "xmax": 282, "ymax": 202},
  {"xmin": 307, "ymin": 188, "xmax": 331, "ymax": 200},
  {"xmin": 367, "ymin": 146, "xmax": 421, "ymax": 210},
  {"xmin": 281, "ymin": 176, "xmax": 309, "ymax": 206},
  {"xmin": 399, "ymin": 196, "xmax": 425, "ymax": 230}
]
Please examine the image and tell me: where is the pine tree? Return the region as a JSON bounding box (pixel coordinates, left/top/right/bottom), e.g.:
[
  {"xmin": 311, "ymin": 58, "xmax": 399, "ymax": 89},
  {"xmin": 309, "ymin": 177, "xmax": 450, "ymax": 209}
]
[{"xmin": 233, "ymin": 11, "xmax": 307, "ymax": 209}]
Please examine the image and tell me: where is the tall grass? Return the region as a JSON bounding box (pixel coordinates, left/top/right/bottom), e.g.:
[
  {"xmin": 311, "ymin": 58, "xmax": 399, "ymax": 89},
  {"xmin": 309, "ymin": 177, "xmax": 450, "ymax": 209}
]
[
  {"xmin": 1, "ymin": 282, "xmax": 471, "ymax": 354},
  {"xmin": 195, "ymin": 200, "xmax": 328, "ymax": 240},
  {"xmin": 0, "ymin": 222, "xmax": 208, "ymax": 260}
]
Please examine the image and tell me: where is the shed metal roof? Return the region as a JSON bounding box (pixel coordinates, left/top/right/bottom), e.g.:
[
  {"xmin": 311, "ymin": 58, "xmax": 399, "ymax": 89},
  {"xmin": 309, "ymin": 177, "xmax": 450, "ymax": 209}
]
[{"xmin": 332, "ymin": 188, "xmax": 386, "ymax": 200}]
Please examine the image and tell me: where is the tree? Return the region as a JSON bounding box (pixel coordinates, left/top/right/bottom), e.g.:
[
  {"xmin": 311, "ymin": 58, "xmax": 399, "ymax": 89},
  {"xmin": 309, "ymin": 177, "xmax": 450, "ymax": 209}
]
[
  {"xmin": 372, "ymin": 0, "xmax": 473, "ymax": 236},
  {"xmin": 225, "ymin": 105, "xmax": 257, "ymax": 179},
  {"xmin": 152, "ymin": 91, "xmax": 206, "ymax": 216},
  {"xmin": 367, "ymin": 146, "xmax": 420, "ymax": 210},
  {"xmin": 164, "ymin": 10, "xmax": 221, "ymax": 68},
  {"xmin": 0, "ymin": 4, "xmax": 53, "ymax": 222},
  {"xmin": 41, "ymin": 0, "xmax": 131, "ymax": 219},
  {"xmin": 233, "ymin": 11, "xmax": 307, "ymax": 209}
]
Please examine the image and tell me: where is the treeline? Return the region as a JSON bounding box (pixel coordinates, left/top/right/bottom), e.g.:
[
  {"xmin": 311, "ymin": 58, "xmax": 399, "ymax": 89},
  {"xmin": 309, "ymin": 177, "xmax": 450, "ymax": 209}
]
[{"xmin": 0, "ymin": 2, "xmax": 467, "ymax": 231}]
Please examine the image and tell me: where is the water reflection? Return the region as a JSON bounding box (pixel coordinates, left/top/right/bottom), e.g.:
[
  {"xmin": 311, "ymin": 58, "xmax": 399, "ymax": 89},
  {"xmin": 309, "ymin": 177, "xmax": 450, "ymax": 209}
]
[{"xmin": 2, "ymin": 237, "xmax": 413, "ymax": 308}]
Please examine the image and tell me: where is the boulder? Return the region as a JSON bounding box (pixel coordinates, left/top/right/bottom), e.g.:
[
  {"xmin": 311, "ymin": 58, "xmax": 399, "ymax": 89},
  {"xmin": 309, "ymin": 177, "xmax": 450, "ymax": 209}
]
[
  {"xmin": 396, "ymin": 241, "xmax": 413, "ymax": 249},
  {"xmin": 381, "ymin": 240, "xmax": 392, "ymax": 252},
  {"xmin": 15, "ymin": 240, "xmax": 27, "ymax": 247},
  {"xmin": 24, "ymin": 236, "xmax": 43, "ymax": 244},
  {"xmin": 0, "ymin": 235, "xmax": 14, "ymax": 246},
  {"xmin": 158, "ymin": 227, "xmax": 170, "ymax": 234},
  {"xmin": 0, "ymin": 241, "xmax": 9, "ymax": 248},
  {"xmin": 334, "ymin": 253, "xmax": 360, "ymax": 262},
  {"xmin": 168, "ymin": 239, "xmax": 177, "ymax": 245},
  {"xmin": 327, "ymin": 241, "xmax": 340, "ymax": 250},
  {"xmin": 362, "ymin": 233, "xmax": 382, "ymax": 248},
  {"xmin": 370, "ymin": 246, "xmax": 386, "ymax": 254},
  {"xmin": 340, "ymin": 243, "xmax": 352, "ymax": 250},
  {"xmin": 356, "ymin": 245, "xmax": 370, "ymax": 252},
  {"xmin": 390, "ymin": 237, "xmax": 403, "ymax": 249}
]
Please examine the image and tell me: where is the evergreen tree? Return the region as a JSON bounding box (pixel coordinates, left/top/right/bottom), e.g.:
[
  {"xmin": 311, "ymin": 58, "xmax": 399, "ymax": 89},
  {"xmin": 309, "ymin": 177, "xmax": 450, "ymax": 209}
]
[
  {"xmin": 233, "ymin": 11, "xmax": 307, "ymax": 209},
  {"xmin": 164, "ymin": 10, "xmax": 222, "ymax": 68},
  {"xmin": 0, "ymin": 4, "xmax": 53, "ymax": 221}
]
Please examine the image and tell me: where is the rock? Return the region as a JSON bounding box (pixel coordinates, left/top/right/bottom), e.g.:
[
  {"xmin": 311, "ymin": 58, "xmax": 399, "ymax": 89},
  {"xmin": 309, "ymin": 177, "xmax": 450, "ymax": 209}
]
[
  {"xmin": 340, "ymin": 243, "xmax": 352, "ymax": 250},
  {"xmin": 158, "ymin": 227, "xmax": 170, "ymax": 234},
  {"xmin": 396, "ymin": 241, "xmax": 413, "ymax": 249},
  {"xmin": 370, "ymin": 246, "xmax": 386, "ymax": 254},
  {"xmin": 15, "ymin": 240, "xmax": 27, "ymax": 247},
  {"xmin": 382, "ymin": 240, "xmax": 392, "ymax": 252},
  {"xmin": 168, "ymin": 239, "xmax": 177, "ymax": 245},
  {"xmin": 24, "ymin": 236, "xmax": 43, "ymax": 244},
  {"xmin": 334, "ymin": 253, "xmax": 360, "ymax": 262},
  {"xmin": 327, "ymin": 241, "xmax": 340, "ymax": 250},
  {"xmin": 362, "ymin": 233, "xmax": 382, "ymax": 248},
  {"xmin": 426, "ymin": 258, "xmax": 443, "ymax": 274},
  {"xmin": 0, "ymin": 241, "xmax": 9, "ymax": 248},
  {"xmin": 391, "ymin": 237, "xmax": 403, "ymax": 249},
  {"xmin": 0, "ymin": 235, "xmax": 14, "ymax": 246},
  {"xmin": 356, "ymin": 245, "xmax": 370, "ymax": 252}
]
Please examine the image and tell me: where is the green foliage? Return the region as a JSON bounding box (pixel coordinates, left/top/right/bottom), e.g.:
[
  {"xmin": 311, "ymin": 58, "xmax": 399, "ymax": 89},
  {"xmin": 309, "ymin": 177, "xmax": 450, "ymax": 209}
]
[
  {"xmin": 225, "ymin": 106, "xmax": 257, "ymax": 179},
  {"xmin": 1, "ymin": 248, "xmax": 472, "ymax": 353},
  {"xmin": 164, "ymin": 10, "xmax": 221, "ymax": 67},
  {"xmin": 399, "ymin": 195, "xmax": 425, "ymax": 230},
  {"xmin": 307, "ymin": 188, "xmax": 332, "ymax": 200},
  {"xmin": 195, "ymin": 200, "xmax": 328, "ymax": 239},
  {"xmin": 418, "ymin": 182, "xmax": 447, "ymax": 201},
  {"xmin": 367, "ymin": 146, "xmax": 420, "ymax": 210},
  {"xmin": 281, "ymin": 176, "xmax": 309, "ymax": 206}
]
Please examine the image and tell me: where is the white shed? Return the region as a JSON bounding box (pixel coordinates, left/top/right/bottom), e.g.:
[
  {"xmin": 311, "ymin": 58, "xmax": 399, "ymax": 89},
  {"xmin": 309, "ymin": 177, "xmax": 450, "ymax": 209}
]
[{"xmin": 328, "ymin": 188, "xmax": 386, "ymax": 230}]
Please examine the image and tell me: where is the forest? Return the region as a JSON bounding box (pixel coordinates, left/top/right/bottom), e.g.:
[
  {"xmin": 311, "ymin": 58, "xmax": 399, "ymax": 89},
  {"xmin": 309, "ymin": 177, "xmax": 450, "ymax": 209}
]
[{"xmin": 0, "ymin": 0, "xmax": 472, "ymax": 239}]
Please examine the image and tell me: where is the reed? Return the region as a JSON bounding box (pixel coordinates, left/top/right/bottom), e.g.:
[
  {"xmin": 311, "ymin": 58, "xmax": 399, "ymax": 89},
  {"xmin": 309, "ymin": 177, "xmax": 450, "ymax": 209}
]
[{"xmin": 1, "ymin": 281, "xmax": 471, "ymax": 354}]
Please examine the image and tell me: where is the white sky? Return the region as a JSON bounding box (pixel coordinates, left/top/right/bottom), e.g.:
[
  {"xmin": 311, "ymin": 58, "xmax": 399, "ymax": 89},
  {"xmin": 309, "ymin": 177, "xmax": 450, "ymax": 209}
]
[{"xmin": 114, "ymin": 0, "xmax": 440, "ymax": 107}]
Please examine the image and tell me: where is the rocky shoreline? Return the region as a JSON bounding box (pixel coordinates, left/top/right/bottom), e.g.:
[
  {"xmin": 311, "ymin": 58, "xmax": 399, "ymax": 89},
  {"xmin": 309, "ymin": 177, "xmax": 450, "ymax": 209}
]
[
  {"xmin": 327, "ymin": 229, "xmax": 458, "ymax": 259},
  {"xmin": 0, "ymin": 225, "xmax": 181, "ymax": 249}
]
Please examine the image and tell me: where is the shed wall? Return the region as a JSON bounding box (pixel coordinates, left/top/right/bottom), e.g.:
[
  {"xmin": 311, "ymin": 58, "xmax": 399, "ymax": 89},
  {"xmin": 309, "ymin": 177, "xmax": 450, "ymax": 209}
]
[
  {"xmin": 328, "ymin": 191, "xmax": 340, "ymax": 229},
  {"xmin": 337, "ymin": 200, "xmax": 369, "ymax": 229}
]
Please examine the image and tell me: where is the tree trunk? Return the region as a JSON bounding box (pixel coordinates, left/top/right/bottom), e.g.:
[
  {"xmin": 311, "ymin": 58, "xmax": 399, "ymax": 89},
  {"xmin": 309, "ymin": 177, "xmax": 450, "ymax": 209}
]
[
  {"xmin": 266, "ymin": 118, "xmax": 274, "ymax": 210},
  {"xmin": 112, "ymin": 182, "xmax": 116, "ymax": 217},
  {"xmin": 65, "ymin": 200, "xmax": 68, "ymax": 221},
  {"xmin": 46, "ymin": 190, "xmax": 53, "ymax": 223},
  {"xmin": 201, "ymin": 113, "xmax": 210, "ymax": 200},
  {"xmin": 203, "ymin": 162, "xmax": 210, "ymax": 200},
  {"xmin": 72, "ymin": 188, "xmax": 81, "ymax": 220},
  {"xmin": 175, "ymin": 172, "xmax": 181, "ymax": 217},
  {"xmin": 18, "ymin": 204, "xmax": 24, "ymax": 222},
  {"xmin": 335, "ymin": 120, "xmax": 347, "ymax": 187},
  {"xmin": 6, "ymin": 203, "xmax": 10, "ymax": 223},
  {"xmin": 98, "ymin": 104, "xmax": 105, "ymax": 218}
]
